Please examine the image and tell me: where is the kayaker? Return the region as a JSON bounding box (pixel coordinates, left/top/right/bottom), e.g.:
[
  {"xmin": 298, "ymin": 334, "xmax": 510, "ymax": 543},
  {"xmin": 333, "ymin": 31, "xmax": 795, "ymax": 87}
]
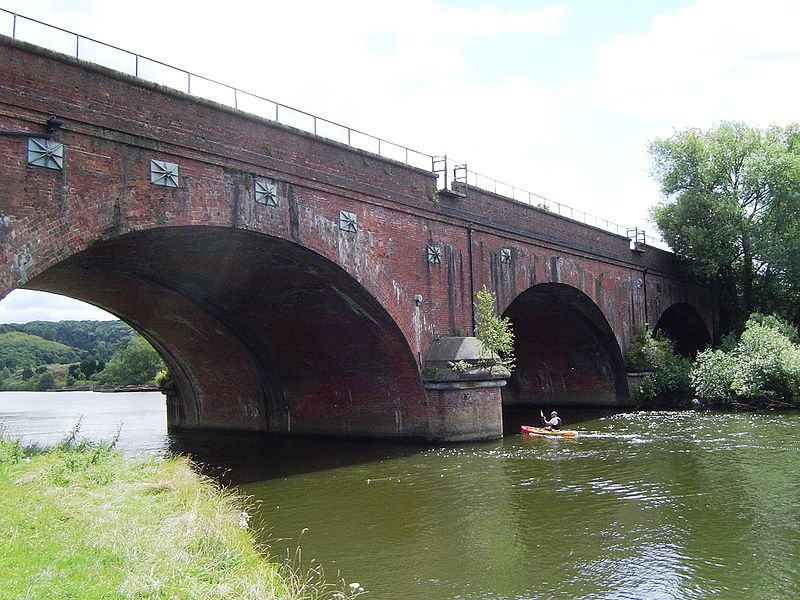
[{"xmin": 543, "ymin": 411, "xmax": 561, "ymax": 430}]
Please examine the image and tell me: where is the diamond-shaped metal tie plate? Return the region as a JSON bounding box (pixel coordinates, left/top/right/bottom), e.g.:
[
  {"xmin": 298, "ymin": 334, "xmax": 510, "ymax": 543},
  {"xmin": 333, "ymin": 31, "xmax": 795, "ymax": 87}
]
[
  {"xmin": 500, "ymin": 248, "xmax": 512, "ymax": 263},
  {"xmin": 427, "ymin": 244, "xmax": 442, "ymax": 265},
  {"xmin": 339, "ymin": 210, "xmax": 357, "ymax": 233},
  {"xmin": 255, "ymin": 177, "xmax": 278, "ymax": 206},
  {"xmin": 150, "ymin": 159, "xmax": 179, "ymax": 188},
  {"xmin": 27, "ymin": 138, "xmax": 63, "ymax": 170}
]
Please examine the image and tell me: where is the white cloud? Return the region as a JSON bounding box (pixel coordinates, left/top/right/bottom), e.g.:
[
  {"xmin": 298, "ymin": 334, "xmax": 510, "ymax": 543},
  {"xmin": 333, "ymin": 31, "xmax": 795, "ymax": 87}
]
[
  {"xmin": 590, "ymin": 0, "xmax": 800, "ymax": 128},
  {"xmin": 0, "ymin": 290, "xmax": 117, "ymax": 323}
]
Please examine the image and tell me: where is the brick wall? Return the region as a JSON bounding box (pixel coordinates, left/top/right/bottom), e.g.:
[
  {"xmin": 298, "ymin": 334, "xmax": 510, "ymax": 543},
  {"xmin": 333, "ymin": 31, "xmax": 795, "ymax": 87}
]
[{"xmin": 0, "ymin": 37, "xmax": 715, "ymax": 438}]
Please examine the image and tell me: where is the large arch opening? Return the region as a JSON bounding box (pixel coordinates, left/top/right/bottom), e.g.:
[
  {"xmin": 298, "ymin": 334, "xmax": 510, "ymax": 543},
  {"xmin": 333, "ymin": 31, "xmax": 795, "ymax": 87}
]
[
  {"xmin": 501, "ymin": 283, "xmax": 629, "ymax": 408},
  {"xmin": 18, "ymin": 226, "xmax": 427, "ymax": 439},
  {"xmin": 654, "ymin": 303, "xmax": 711, "ymax": 358}
]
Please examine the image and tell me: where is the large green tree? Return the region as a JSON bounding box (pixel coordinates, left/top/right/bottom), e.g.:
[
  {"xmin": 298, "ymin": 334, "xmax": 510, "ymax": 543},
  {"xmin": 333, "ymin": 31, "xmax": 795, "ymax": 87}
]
[
  {"xmin": 96, "ymin": 334, "xmax": 164, "ymax": 386},
  {"xmin": 650, "ymin": 122, "xmax": 800, "ymax": 332}
]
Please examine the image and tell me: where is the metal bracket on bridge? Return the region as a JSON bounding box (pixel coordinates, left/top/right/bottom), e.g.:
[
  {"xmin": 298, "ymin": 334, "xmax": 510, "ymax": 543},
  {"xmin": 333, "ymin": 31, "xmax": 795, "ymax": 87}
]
[
  {"xmin": 627, "ymin": 228, "xmax": 646, "ymax": 253},
  {"xmin": 432, "ymin": 155, "xmax": 467, "ymax": 199}
]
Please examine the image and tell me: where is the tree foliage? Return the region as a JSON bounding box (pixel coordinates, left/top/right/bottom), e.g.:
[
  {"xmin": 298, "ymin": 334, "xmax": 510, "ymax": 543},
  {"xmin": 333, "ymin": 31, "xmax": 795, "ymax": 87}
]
[
  {"xmin": 96, "ymin": 335, "xmax": 165, "ymax": 386},
  {"xmin": 0, "ymin": 320, "xmax": 164, "ymax": 390},
  {"xmin": 650, "ymin": 122, "xmax": 800, "ymax": 332},
  {"xmin": 627, "ymin": 327, "xmax": 692, "ymax": 406},
  {"xmin": 474, "ymin": 286, "xmax": 515, "ymax": 372},
  {"xmin": 692, "ymin": 314, "xmax": 800, "ymax": 407},
  {"xmin": 0, "ymin": 320, "xmax": 132, "ymax": 355},
  {"xmin": 0, "ymin": 332, "xmax": 78, "ymax": 370}
]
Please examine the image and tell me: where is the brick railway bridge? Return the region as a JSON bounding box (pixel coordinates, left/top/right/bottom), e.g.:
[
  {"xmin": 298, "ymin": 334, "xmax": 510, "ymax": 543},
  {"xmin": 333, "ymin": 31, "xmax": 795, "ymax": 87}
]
[{"xmin": 0, "ymin": 35, "xmax": 716, "ymax": 442}]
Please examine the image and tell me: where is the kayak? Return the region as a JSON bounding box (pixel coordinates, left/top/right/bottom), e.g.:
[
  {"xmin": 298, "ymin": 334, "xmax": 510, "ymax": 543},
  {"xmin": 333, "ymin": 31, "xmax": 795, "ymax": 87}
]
[{"xmin": 521, "ymin": 425, "xmax": 578, "ymax": 438}]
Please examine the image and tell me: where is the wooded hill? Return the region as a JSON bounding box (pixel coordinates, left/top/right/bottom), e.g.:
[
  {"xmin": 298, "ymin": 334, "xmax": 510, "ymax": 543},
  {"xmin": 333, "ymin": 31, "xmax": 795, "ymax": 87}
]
[{"xmin": 0, "ymin": 321, "xmax": 163, "ymax": 391}]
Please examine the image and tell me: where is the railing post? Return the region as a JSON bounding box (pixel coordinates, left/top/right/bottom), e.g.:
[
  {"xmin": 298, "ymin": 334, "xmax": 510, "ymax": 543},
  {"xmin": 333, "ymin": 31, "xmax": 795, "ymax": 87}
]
[
  {"xmin": 12, "ymin": 13, "xmax": 16, "ymax": 38},
  {"xmin": 135, "ymin": 54, "xmax": 139, "ymax": 77},
  {"xmin": 75, "ymin": 35, "xmax": 79, "ymax": 58},
  {"xmin": 187, "ymin": 72, "xmax": 191, "ymax": 94},
  {"xmin": 233, "ymin": 88, "xmax": 238, "ymax": 109}
]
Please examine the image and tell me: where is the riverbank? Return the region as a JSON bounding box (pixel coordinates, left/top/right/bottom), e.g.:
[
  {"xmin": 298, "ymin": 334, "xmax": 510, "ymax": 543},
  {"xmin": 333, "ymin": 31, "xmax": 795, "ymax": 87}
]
[{"xmin": 0, "ymin": 430, "xmax": 359, "ymax": 599}]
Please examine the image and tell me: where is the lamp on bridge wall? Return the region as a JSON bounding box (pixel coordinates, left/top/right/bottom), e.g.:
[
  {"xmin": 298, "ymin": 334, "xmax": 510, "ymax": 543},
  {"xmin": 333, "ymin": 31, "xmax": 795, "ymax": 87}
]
[
  {"xmin": 1, "ymin": 115, "xmax": 65, "ymax": 171},
  {"xmin": 0, "ymin": 114, "xmax": 62, "ymax": 139}
]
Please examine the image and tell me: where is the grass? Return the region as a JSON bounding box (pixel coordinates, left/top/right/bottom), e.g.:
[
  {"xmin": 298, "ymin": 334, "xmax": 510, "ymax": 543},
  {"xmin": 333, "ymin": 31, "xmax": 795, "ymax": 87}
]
[{"xmin": 0, "ymin": 426, "xmax": 362, "ymax": 599}]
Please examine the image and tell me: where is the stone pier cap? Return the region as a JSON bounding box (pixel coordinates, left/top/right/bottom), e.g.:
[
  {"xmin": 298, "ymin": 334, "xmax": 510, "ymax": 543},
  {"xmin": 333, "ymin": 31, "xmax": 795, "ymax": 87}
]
[{"xmin": 423, "ymin": 336, "xmax": 511, "ymax": 386}]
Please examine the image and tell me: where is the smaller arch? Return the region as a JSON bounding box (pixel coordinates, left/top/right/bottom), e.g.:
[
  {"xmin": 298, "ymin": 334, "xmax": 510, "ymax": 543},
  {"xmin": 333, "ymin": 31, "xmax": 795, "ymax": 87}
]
[
  {"xmin": 654, "ymin": 303, "xmax": 711, "ymax": 358},
  {"xmin": 502, "ymin": 282, "xmax": 629, "ymax": 407}
]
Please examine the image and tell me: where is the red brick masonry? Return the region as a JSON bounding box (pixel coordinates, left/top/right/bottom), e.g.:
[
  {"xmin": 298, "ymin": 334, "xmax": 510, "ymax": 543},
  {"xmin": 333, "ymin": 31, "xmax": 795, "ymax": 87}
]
[{"xmin": 0, "ymin": 36, "xmax": 715, "ymax": 441}]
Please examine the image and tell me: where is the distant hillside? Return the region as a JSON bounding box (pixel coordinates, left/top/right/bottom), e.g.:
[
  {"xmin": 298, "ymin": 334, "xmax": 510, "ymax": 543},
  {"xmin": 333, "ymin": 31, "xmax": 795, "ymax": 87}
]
[
  {"xmin": 0, "ymin": 320, "xmax": 132, "ymax": 360},
  {"xmin": 0, "ymin": 319, "xmax": 163, "ymax": 391},
  {"xmin": 0, "ymin": 331, "xmax": 80, "ymax": 370}
]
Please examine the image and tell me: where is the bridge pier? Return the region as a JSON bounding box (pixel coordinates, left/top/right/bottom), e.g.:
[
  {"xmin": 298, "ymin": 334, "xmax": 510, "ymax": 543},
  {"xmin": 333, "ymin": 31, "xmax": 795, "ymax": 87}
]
[{"xmin": 422, "ymin": 337, "xmax": 510, "ymax": 442}]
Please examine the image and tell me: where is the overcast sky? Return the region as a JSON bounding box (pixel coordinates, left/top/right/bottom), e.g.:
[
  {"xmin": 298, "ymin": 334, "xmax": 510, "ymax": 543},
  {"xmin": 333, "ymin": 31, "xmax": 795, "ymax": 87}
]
[{"xmin": 2, "ymin": 0, "xmax": 799, "ymax": 323}]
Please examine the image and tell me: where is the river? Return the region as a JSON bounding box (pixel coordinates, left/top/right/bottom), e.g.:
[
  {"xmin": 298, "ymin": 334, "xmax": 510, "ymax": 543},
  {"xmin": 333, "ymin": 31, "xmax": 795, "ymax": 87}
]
[{"xmin": 1, "ymin": 390, "xmax": 799, "ymax": 599}]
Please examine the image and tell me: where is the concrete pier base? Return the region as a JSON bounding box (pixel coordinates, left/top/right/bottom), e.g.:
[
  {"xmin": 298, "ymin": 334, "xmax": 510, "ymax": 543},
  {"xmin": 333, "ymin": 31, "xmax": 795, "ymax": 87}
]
[{"xmin": 422, "ymin": 337, "xmax": 510, "ymax": 442}]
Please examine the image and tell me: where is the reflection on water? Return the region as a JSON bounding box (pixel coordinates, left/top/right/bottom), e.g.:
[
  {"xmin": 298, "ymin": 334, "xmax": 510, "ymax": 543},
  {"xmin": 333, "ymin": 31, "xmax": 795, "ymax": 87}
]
[{"xmin": 2, "ymin": 392, "xmax": 800, "ymax": 599}]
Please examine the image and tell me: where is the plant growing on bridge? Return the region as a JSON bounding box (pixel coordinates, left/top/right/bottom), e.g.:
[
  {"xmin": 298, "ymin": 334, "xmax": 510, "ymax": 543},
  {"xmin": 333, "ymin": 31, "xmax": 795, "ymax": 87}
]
[{"xmin": 474, "ymin": 286, "xmax": 515, "ymax": 372}]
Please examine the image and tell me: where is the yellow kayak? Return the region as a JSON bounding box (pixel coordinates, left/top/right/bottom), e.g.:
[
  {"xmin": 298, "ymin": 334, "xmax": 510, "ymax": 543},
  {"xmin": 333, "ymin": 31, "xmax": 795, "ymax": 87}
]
[{"xmin": 521, "ymin": 425, "xmax": 578, "ymax": 438}]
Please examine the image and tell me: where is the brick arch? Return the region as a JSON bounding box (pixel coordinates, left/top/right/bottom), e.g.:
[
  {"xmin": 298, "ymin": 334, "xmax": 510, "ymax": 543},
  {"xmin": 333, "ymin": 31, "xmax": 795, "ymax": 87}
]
[
  {"xmin": 654, "ymin": 302, "xmax": 711, "ymax": 358},
  {"xmin": 19, "ymin": 226, "xmax": 429, "ymax": 439},
  {"xmin": 501, "ymin": 282, "xmax": 630, "ymax": 407}
]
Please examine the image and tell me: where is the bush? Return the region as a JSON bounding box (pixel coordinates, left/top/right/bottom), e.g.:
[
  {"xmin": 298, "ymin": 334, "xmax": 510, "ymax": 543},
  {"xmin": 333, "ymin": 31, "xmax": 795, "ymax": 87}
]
[
  {"xmin": 628, "ymin": 326, "xmax": 693, "ymax": 407},
  {"xmin": 692, "ymin": 313, "xmax": 800, "ymax": 407},
  {"xmin": 634, "ymin": 357, "xmax": 693, "ymax": 407},
  {"xmin": 625, "ymin": 326, "xmax": 674, "ymax": 372}
]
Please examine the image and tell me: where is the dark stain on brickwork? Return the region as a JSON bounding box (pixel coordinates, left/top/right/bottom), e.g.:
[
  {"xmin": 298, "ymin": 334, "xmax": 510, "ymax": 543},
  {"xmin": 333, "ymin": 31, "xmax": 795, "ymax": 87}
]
[
  {"xmin": 288, "ymin": 184, "xmax": 300, "ymax": 242},
  {"xmin": 229, "ymin": 174, "xmax": 242, "ymax": 227},
  {"xmin": 550, "ymin": 256, "xmax": 559, "ymax": 283},
  {"xmin": 446, "ymin": 245, "xmax": 457, "ymax": 334},
  {"xmin": 0, "ymin": 214, "xmax": 11, "ymax": 244}
]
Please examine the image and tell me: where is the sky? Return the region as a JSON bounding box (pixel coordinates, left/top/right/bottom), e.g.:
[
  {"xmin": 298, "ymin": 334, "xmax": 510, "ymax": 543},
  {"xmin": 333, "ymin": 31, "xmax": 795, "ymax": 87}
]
[{"xmin": 1, "ymin": 0, "xmax": 799, "ymax": 322}]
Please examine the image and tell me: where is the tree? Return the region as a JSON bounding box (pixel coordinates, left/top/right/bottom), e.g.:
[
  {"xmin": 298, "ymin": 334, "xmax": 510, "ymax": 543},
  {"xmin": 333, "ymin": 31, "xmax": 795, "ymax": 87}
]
[
  {"xmin": 35, "ymin": 372, "xmax": 55, "ymax": 391},
  {"xmin": 650, "ymin": 122, "xmax": 800, "ymax": 333},
  {"xmin": 96, "ymin": 334, "xmax": 165, "ymax": 386},
  {"xmin": 474, "ymin": 286, "xmax": 515, "ymax": 372}
]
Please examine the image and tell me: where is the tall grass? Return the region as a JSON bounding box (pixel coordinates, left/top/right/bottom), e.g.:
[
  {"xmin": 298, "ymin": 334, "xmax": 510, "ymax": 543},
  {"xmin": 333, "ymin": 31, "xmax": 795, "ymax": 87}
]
[{"xmin": 0, "ymin": 427, "xmax": 362, "ymax": 599}]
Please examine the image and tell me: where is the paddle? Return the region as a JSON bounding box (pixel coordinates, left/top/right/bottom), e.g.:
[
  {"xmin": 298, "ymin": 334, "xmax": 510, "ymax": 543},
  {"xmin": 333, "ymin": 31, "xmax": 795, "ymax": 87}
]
[{"xmin": 540, "ymin": 409, "xmax": 545, "ymax": 425}]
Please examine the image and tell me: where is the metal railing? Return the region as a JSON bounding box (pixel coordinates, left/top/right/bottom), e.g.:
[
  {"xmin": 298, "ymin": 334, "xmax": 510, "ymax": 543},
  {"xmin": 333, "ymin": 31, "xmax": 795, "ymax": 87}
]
[
  {"xmin": 464, "ymin": 168, "xmax": 630, "ymax": 236},
  {"xmin": 0, "ymin": 7, "xmax": 648, "ymax": 243}
]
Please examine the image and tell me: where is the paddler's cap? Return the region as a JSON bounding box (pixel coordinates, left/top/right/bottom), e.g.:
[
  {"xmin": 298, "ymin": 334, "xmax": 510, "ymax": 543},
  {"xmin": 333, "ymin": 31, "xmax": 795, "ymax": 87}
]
[{"xmin": 551, "ymin": 411, "xmax": 558, "ymax": 416}]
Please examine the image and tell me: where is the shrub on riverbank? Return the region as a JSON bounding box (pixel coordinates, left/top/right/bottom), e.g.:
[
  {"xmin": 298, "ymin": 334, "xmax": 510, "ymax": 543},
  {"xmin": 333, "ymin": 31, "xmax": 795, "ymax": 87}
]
[
  {"xmin": 692, "ymin": 314, "xmax": 800, "ymax": 408},
  {"xmin": 0, "ymin": 428, "xmax": 360, "ymax": 599},
  {"xmin": 627, "ymin": 326, "xmax": 693, "ymax": 407}
]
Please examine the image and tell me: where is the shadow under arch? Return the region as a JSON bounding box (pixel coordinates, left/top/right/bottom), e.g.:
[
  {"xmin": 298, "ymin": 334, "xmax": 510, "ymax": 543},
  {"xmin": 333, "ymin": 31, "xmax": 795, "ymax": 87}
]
[
  {"xmin": 21, "ymin": 226, "xmax": 428, "ymax": 439},
  {"xmin": 502, "ymin": 282, "xmax": 629, "ymax": 408},
  {"xmin": 654, "ymin": 303, "xmax": 711, "ymax": 358}
]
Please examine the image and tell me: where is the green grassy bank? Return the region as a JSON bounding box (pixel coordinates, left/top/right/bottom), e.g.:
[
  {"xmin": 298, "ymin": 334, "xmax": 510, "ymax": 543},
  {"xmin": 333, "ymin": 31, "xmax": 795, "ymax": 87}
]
[{"xmin": 0, "ymin": 430, "xmax": 359, "ymax": 599}]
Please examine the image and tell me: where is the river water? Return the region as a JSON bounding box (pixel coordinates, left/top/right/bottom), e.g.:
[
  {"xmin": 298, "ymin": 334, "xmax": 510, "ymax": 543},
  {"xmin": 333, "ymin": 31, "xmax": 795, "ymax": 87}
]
[{"xmin": 1, "ymin": 391, "xmax": 799, "ymax": 599}]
